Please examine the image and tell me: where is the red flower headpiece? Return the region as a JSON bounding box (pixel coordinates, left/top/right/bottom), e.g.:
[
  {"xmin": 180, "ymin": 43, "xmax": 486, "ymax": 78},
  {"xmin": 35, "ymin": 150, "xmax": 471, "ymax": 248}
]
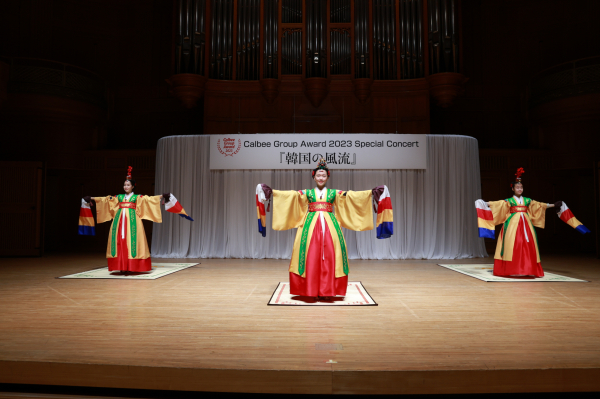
[
  {"xmin": 510, "ymin": 167, "xmax": 524, "ymax": 187},
  {"xmin": 312, "ymin": 158, "xmax": 330, "ymax": 177},
  {"xmin": 126, "ymin": 166, "xmax": 133, "ymax": 180}
]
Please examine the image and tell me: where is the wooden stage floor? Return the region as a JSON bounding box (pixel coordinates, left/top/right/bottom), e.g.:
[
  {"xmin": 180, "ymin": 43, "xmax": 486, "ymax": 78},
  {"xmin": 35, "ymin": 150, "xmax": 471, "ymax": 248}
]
[{"xmin": 1, "ymin": 253, "xmax": 600, "ymax": 395}]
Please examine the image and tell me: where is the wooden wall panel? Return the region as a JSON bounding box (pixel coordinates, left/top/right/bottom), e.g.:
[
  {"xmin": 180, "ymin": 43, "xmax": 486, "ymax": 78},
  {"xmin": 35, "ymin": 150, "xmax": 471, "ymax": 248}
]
[
  {"xmin": 398, "ymin": 95, "xmax": 428, "ymax": 119},
  {"xmin": 399, "ymin": 118, "xmax": 428, "ymax": 134},
  {"xmin": 204, "ymin": 79, "xmax": 429, "ymax": 134},
  {"xmin": 204, "ymin": 79, "xmax": 430, "ymax": 134}
]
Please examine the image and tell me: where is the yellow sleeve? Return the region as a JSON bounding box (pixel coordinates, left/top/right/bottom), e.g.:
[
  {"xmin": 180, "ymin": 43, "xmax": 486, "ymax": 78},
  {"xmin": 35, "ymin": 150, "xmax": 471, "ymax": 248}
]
[
  {"xmin": 272, "ymin": 190, "xmax": 308, "ymax": 230},
  {"xmin": 95, "ymin": 196, "xmax": 119, "ymax": 224},
  {"xmin": 489, "ymin": 200, "xmax": 510, "ymax": 225},
  {"xmin": 334, "ymin": 190, "xmax": 374, "ymax": 231},
  {"xmin": 529, "ymin": 200, "xmax": 547, "ymax": 229},
  {"xmin": 136, "ymin": 195, "xmax": 163, "ymax": 223}
]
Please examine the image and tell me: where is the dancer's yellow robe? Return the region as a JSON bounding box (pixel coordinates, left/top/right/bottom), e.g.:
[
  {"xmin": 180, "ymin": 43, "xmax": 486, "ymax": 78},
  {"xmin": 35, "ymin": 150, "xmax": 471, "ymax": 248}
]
[
  {"xmin": 272, "ymin": 188, "xmax": 374, "ymax": 278},
  {"xmin": 488, "ymin": 197, "xmax": 547, "ymax": 262},
  {"xmin": 95, "ymin": 194, "xmax": 162, "ymax": 260}
]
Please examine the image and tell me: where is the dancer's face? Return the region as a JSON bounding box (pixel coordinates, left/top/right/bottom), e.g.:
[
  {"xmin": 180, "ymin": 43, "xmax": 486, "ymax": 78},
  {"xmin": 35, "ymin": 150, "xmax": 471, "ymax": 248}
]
[
  {"xmin": 512, "ymin": 183, "xmax": 523, "ymax": 196},
  {"xmin": 314, "ymin": 170, "xmax": 328, "ymax": 189},
  {"xmin": 124, "ymin": 180, "xmax": 134, "ymax": 194}
]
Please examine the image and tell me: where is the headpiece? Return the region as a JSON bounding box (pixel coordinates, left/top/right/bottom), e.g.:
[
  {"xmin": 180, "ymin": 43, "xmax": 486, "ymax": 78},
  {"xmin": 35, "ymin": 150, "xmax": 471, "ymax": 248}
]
[
  {"xmin": 312, "ymin": 158, "xmax": 330, "ymax": 177},
  {"xmin": 126, "ymin": 166, "xmax": 133, "ymax": 180},
  {"xmin": 511, "ymin": 167, "xmax": 524, "ymax": 187}
]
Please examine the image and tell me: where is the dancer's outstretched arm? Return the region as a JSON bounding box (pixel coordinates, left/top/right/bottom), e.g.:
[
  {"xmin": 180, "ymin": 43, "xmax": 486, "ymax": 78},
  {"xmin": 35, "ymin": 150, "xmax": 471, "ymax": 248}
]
[{"xmin": 256, "ymin": 184, "xmax": 309, "ymax": 231}]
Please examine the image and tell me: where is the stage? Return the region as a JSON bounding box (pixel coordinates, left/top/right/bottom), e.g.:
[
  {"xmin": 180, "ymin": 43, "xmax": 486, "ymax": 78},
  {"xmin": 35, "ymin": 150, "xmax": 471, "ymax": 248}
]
[{"xmin": 1, "ymin": 254, "xmax": 600, "ymax": 395}]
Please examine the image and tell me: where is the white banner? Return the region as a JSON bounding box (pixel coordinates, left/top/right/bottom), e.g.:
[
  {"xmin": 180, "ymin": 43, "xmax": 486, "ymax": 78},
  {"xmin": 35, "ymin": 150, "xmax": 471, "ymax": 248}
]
[{"xmin": 209, "ymin": 134, "xmax": 427, "ymax": 169}]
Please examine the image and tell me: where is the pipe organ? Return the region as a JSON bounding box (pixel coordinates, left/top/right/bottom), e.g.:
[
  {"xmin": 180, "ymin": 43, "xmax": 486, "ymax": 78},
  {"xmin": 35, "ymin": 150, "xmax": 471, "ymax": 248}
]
[
  {"xmin": 175, "ymin": 0, "xmax": 459, "ymax": 80},
  {"xmin": 169, "ymin": 0, "xmax": 465, "ymax": 132}
]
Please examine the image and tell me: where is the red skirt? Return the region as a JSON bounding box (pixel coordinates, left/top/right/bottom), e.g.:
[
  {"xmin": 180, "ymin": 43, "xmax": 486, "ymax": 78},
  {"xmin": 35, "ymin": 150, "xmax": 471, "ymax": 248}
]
[
  {"xmin": 289, "ymin": 217, "xmax": 348, "ymax": 297},
  {"xmin": 107, "ymin": 215, "xmax": 152, "ymax": 272},
  {"xmin": 494, "ymin": 215, "xmax": 544, "ymax": 277}
]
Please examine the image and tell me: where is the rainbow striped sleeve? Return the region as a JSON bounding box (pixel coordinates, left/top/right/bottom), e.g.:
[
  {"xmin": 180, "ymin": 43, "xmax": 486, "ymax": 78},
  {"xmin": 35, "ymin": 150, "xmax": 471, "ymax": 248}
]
[
  {"xmin": 165, "ymin": 194, "xmax": 194, "ymax": 221},
  {"xmin": 78, "ymin": 199, "xmax": 95, "ymax": 235},
  {"xmin": 557, "ymin": 203, "xmax": 590, "ymax": 234},
  {"xmin": 256, "ymin": 184, "xmax": 267, "ymax": 237},
  {"xmin": 475, "ymin": 200, "xmax": 495, "ymax": 239},
  {"xmin": 376, "ymin": 185, "xmax": 393, "ymax": 239}
]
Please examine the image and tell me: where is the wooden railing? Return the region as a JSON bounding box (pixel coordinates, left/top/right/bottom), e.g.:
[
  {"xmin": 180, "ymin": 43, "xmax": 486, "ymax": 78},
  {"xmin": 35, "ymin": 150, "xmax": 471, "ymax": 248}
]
[{"xmin": 528, "ymin": 56, "xmax": 600, "ymax": 107}]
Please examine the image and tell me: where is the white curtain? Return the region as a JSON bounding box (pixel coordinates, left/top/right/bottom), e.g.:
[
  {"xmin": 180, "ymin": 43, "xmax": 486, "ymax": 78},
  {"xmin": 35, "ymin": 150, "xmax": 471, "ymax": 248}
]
[{"xmin": 151, "ymin": 135, "xmax": 487, "ymax": 259}]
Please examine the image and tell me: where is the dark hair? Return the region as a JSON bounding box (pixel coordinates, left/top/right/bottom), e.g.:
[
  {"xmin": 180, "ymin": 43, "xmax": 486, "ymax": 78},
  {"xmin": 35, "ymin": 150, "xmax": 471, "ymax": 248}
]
[
  {"xmin": 125, "ymin": 179, "xmax": 136, "ymax": 188},
  {"xmin": 312, "ymin": 168, "xmax": 330, "ymax": 178}
]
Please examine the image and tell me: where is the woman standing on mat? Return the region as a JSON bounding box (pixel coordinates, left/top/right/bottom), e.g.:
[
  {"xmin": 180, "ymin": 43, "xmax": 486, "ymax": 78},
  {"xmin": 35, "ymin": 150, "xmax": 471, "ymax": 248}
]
[
  {"xmin": 256, "ymin": 158, "xmax": 393, "ymax": 300},
  {"xmin": 83, "ymin": 166, "xmax": 191, "ymax": 274},
  {"xmin": 477, "ymin": 167, "xmax": 579, "ymax": 278}
]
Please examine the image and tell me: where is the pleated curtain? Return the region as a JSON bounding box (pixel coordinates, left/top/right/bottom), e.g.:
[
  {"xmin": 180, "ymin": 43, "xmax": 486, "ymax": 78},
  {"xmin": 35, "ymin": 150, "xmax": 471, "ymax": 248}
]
[{"xmin": 151, "ymin": 135, "xmax": 488, "ymax": 259}]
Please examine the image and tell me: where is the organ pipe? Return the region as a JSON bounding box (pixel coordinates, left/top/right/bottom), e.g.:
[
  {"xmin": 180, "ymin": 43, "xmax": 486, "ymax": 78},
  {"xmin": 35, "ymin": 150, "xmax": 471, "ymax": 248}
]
[
  {"xmin": 400, "ymin": 0, "xmax": 424, "ymax": 79},
  {"xmin": 428, "ymin": 0, "xmax": 459, "ymax": 74},
  {"xmin": 306, "ymin": 0, "xmax": 327, "ymax": 78},
  {"xmin": 175, "ymin": 0, "xmax": 206, "ymax": 75},
  {"xmin": 372, "ymin": 0, "xmax": 397, "ymax": 80},
  {"xmin": 330, "ymin": 28, "xmax": 351, "ymax": 75},
  {"xmin": 237, "ymin": 0, "xmax": 260, "ymax": 80},
  {"xmin": 210, "ymin": 0, "xmax": 234, "ymax": 79},
  {"xmin": 354, "ymin": 0, "xmax": 370, "ymax": 78},
  {"xmin": 263, "ymin": 0, "xmax": 278, "ymax": 78}
]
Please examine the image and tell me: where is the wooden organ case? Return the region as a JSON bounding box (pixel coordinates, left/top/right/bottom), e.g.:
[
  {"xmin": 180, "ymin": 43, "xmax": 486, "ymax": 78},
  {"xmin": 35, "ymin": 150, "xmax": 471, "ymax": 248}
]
[{"xmin": 168, "ymin": 0, "xmax": 465, "ymax": 134}]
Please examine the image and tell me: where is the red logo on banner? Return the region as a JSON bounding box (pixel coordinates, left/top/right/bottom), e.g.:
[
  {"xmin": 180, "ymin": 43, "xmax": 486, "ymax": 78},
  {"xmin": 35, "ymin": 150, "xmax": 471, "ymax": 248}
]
[{"xmin": 217, "ymin": 138, "xmax": 241, "ymax": 157}]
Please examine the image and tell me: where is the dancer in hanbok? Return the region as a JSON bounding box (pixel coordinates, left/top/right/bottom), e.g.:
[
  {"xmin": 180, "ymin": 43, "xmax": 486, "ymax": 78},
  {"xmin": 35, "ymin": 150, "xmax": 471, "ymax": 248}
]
[
  {"xmin": 256, "ymin": 158, "xmax": 393, "ymax": 299},
  {"xmin": 475, "ymin": 168, "xmax": 589, "ymax": 278},
  {"xmin": 80, "ymin": 166, "xmax": 192, "ymax": 273}
]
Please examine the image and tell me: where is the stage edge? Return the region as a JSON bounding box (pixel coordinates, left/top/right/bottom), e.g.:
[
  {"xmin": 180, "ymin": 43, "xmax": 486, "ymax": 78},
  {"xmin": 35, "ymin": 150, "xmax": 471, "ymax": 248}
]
[{"xmin": 1, "ymin": 361, "xmax": 600, "ymax": 394}]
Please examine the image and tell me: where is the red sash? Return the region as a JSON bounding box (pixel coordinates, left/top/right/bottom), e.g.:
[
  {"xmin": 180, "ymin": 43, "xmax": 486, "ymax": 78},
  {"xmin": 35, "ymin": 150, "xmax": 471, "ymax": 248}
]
[
  {"xmin": 309, "ymin": 202, "xmax": 333, "ymax": 213},
  {"xmin": 510, "ymin": 206, "xmax": 527, "ymax": 213},
  {"xmin": 119, "ymin": 202, "xmax": 137, "ymax": 210}
]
